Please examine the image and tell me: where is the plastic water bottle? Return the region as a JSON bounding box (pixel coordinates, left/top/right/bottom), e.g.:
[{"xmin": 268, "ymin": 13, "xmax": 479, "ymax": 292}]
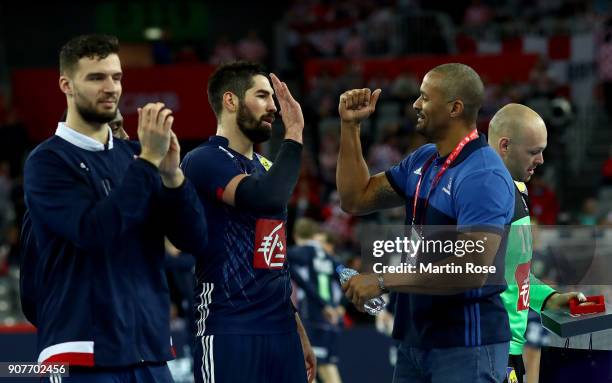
[{"xmin": 337, "ymin": 265, "xmax": 386, "ymax": 315}]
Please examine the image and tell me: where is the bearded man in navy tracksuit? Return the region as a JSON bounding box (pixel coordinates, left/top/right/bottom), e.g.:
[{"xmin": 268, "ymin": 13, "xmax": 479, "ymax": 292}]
[
  {"xmin": 181, "ymin": 62, "xmax": 316, "ymax": 383},
  {"xmin": 21, "ymin": 34, "xmax": 207, "ymax": 382}
]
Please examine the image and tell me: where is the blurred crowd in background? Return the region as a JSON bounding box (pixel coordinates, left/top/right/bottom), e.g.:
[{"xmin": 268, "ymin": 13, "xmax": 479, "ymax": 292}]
[{"xmin": 1, "ymin": 0, "xmax": 612, "ymax": 331}]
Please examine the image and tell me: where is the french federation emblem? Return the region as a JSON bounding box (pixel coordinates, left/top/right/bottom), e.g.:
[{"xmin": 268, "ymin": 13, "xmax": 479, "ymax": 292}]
[
  {"xmin": 254, "ymin": 219, "xmax": 286, "ymax": 269},
  {"xmin": 515, "ymin": 262, "xmax": 531, "ymax": 311}
]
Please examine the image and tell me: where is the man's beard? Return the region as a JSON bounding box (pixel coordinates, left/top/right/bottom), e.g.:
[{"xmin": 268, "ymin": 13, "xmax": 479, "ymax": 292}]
[
  {"xmin": 237, "ymin": 103, "xmax": 273, "ymax": 144},
  {"xmin": 75, "ymin": 93, "xmax": 117, "ymax": 124},
  {"xmin": 416, "ymin": 121, "xmax": 445, "ymax": 143}
]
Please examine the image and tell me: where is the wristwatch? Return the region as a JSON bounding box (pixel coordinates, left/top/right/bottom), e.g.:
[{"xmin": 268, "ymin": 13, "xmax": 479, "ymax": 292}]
[{"xmin": 376, "ymin": 273, "xmax": 389, "ymax": 294}]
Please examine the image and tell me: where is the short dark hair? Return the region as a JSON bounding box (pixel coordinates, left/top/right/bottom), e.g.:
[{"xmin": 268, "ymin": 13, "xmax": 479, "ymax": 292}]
[
  {"xmin": 59, "ymin": 34, "xmax": 119, "ymax": 76},
  {"xmin": 429, "ymin": 63, "xmax": 484, "ymax": 123},
  {"xmin": 207, "ymin": 61, "xmax": 268, "ymax": 117}
]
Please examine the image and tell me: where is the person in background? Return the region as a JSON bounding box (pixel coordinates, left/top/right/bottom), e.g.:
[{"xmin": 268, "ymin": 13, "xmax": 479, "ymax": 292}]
[
  {"xmin": 488, "ymin": 103, "xmax": 583, "ymax": 383},
  {"xmin": 289, "ymin": 218, "xmax": 344, "ymax": 383}
]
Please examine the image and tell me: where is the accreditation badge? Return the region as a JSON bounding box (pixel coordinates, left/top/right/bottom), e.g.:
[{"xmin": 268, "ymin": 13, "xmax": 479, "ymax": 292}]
[{"xmin": 404, "ymin": 226, "xmax": 423, "ymax": 266}]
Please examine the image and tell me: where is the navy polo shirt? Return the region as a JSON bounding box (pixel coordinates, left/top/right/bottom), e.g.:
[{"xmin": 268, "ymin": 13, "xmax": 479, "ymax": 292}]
[{"xmin": 385, "ymin": 134, "xmax": 514, "ymax": 348}]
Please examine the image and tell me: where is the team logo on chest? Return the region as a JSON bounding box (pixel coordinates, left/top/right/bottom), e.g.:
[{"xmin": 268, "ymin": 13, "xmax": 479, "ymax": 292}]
[
  {"xmin": 253, "ymin": 219, "xmax": 287, "ymax": 269},
  {"xmin": 515, "ymin": 262, "xmax": 531, "ymax": 311},
  {"xmin": 442, "ymin": 177, "xmax": 453, "ymax": 196}
]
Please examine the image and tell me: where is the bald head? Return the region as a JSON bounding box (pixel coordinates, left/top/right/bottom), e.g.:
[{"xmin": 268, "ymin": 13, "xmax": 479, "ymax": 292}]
[
  {"xmin": 488, "ymin": 103, "xmax": 547, "ymax": 182},
  {"xmin": 489, "ymin": 103, "xmax": 546, "ymax": 145},
  {"xmin": 429, "ymin": 63, "xmax": 484, "ymax": 122}
]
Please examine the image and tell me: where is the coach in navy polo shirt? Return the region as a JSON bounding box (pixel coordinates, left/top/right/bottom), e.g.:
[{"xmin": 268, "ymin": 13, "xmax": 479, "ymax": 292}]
[{"xmin": 337, "ymin": 63, "xmax": 514, "ymax": 383}]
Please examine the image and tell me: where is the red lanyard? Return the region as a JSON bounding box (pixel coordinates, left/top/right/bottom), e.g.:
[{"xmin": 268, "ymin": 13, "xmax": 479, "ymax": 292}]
[{"xmin": 412, "ymin": 129, "xmax": 479, "ymax": 225}]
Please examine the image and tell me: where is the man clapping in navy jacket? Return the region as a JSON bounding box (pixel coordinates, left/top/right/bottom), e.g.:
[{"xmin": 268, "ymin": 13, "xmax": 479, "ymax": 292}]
[{"xmin": 21, "ymin": 34, "xmax": 207, "ymax": 382}]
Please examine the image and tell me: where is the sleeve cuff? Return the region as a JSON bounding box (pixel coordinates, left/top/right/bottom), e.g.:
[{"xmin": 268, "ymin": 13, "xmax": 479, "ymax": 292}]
[
  {"xmin": 385, "ymin": 170, "xmax": 405, "ymax": 198},
  {"xmin": 136, "ymin": 157, "xmax": 159, "ymax": 172},
  {"xmin": 539, "ymin": 291, "xmax": 558, "ymax": 312},
  {"xmin": 161, "ymin": 177, "xmax": 193, "ymax": 204},
  {"xmin": 457, "ymin": 224, "xmax": 505, "ymax": 235},
  {"xmin": 283, "ymin": 139, "xmax": 303, "ymax": 149},
  {"xmin": 131, "ymin": 158, "xmax": 162, "ymax": 189},
  {"xmin": 162, "ymin": 177, "xmax": 187, "ymax": 192},
  {"xmin": 532, "ymin": 287, "xmax": 557, "ymax": 313}
]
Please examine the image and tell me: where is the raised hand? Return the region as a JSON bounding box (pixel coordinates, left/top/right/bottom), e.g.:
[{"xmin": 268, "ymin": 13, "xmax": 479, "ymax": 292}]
[
  {"xmin": 159, "ymin": 130, "xmax": 185, "ymax": 188},
  {"xmin": 270, "ymin": 73, "xmax": 304, "ymax": 143},
  {"xmin": 137, "ymin": 102, "xmax": 173, "ymax": 167},
  {"xmin": 338, "ymin": 88, "xmax": 382, "ymax": 126}
]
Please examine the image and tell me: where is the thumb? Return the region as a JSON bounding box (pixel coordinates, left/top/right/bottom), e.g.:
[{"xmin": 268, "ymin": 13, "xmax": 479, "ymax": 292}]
[
  {"xmin": 169, "ymin": 131, "xmax": 180, "ymax": 151},
  {"xmin": 341, "ymin": 280, "xmax": 349, "ymax": 291},
  {"xmin": 369, "ymin": 88, "xmax": 382, "ymax": 112}
]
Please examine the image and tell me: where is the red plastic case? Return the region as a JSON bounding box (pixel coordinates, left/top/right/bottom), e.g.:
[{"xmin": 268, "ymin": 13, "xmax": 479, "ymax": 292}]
[{"xmin": 569, "ymin": 295, "xmax": 606, "ymax": 315}]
